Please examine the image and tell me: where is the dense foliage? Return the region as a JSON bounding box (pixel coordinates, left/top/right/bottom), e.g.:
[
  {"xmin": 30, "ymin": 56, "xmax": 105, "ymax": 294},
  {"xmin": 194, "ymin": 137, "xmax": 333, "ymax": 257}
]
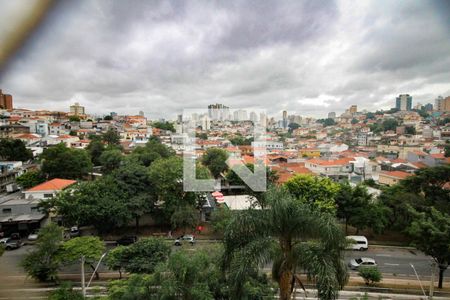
[
  {"xmin": 40, "ymin": 143, "xmax": 92, "ymax": 179},
  {"xmin": 0, "ymin": 138, "xmax": 33, "ymax": 161},
  {"xmin": 21, "ymin": 223, "xmax": 63, "ymax": 282}
]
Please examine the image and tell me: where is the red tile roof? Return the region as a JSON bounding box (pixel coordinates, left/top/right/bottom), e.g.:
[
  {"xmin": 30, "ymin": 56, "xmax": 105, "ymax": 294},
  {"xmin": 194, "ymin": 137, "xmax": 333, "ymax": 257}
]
[
  {"xmin": 16, "ymin": 134, "xmax": 40, "ymax": 139},
  {"xmin": 381, "ymin": 171, "xmax": 413, "ymax": 180},
  {"xmin": 26, "ymin": 178, "xmax": 77, "ymax": 192},
  {"xmin": 307, "ymin": 157, "xmax": 353, "ymax": 166}
]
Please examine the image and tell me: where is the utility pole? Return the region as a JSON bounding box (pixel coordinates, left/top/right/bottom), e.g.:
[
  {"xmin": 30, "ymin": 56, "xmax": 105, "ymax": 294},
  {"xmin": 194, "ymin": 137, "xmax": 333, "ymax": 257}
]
[
  {"xmin": 81, "ymin": 255, "xmax": 86, "ymax": 298},
  {"xmin": 429, "ymin": 261, "xmax": 436, "ymax": 300}
]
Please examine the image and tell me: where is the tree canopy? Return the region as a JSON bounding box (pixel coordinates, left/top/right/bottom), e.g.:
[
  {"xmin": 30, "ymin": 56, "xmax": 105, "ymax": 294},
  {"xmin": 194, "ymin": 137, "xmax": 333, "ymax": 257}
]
[
  {"xmin": 102, "ymin": 128, "xmax": 121, "ymax": 146},
  {"xmin": 40, "ymin": 143, "xmax": 92, "ymax": 179},
  {"xmin": 284, "ymin": 174, "xmax": 340, "ymax": 214},
  {"xmin": 106, "ymin": 238, "xmax": 171, "ymax": 274},
  {"xmin": 15, "ymin": 170, "xmax": 45, "ymax": 189},
  {"xmin": 0, "ymin": 138, "xmax": 33, "ymax": 161},
  {"xmin": 223, "ymin": 186, "xmax": 348, "ymax": 300},
  {"xmin": 46, "ymin": 176, "xmax": 134, "ymax": 232},
  {"xmin": 406, "ymin": 207, "xmax": 450, "ymax": 288},
  {"xmin": 21, "ymin": 223, "xmax": 63, "ymax": 282},
  {"xmin": 152, "ymin": 121, "xmax": 175, "ymax": 132},
  {"xmin": 202, "ymin": 148, "xmax": 229, "ymax": 178}
]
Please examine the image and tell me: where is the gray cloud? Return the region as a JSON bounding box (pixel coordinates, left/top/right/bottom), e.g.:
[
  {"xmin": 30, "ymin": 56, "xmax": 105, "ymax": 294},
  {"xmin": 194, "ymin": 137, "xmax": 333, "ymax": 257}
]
[{"xmin": 0, "ymin": 0, "xmax": 449, "ymax": 119}]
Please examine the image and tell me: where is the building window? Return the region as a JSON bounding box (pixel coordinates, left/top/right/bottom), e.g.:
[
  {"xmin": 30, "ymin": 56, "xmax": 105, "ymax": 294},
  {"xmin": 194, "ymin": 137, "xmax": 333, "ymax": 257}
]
[
  {"xmin": 44, "ymin": 193, "xmax": 54, "ymax": 198},
  {"xmin": 2, "ymin": 208, "xmax": 12, "ymax": 214},
  {"xmin": 31, "ymin": 207, "xmax": 39, "ymax": 213}
]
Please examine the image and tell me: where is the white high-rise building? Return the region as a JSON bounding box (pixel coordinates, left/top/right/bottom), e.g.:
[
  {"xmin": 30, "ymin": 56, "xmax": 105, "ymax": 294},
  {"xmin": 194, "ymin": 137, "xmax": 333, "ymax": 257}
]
[{"xmin": 233, "ymin": 109, "xmax": 248, "ymax": 121}]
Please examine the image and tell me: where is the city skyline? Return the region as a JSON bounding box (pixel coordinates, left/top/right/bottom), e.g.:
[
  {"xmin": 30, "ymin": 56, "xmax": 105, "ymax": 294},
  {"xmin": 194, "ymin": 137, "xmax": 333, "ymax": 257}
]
[{"xmin": 0, "ymin": 1, "xmax": 449, "ymax": 119}]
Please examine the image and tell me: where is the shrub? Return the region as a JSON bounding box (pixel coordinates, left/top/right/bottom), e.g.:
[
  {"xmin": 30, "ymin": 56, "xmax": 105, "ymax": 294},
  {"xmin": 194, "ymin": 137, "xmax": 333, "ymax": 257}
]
[{"xmin": 358, "ymin": 267, "xmax": 382, "ymax": 286}]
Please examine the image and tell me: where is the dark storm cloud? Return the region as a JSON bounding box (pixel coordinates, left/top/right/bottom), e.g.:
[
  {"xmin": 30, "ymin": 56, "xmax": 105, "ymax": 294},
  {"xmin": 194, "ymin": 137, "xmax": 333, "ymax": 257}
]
[{"xmin": 0, "ymin": 0, "xmax": 449, "ymax": 119}]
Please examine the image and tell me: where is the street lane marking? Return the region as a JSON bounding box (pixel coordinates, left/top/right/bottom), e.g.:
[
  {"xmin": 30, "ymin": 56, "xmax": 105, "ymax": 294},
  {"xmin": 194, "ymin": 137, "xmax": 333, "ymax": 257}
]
[
  {"xmin": 375, "ymin": 254, "xmax": 392, "ymax": 257},
  {"xmin": 384, "ymin": 263, "xmax": 400, "ymax": 266}
]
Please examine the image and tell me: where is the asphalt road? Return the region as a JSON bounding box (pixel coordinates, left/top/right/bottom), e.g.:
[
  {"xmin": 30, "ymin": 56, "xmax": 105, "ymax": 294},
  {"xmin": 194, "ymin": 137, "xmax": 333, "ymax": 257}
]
[
  {"xmin": 0, "ymin": 243, "xmax": 443, "ymax": 299},
  {"xmin": 344, "ymin": 247, "xmax": 435, "ymax": 279}
]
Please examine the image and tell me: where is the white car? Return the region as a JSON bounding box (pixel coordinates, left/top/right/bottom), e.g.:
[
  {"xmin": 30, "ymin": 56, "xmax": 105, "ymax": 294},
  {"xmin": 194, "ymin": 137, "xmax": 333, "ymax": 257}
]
[
  {"xmin": 28, "ymin": 232, "xmax": 39, "ymax": 241},
  {"xmin": 174, "ymin": 235, "xmax": 195, "ymax": 246},
  {"xmin": 348, "ymin": 257, "xmax": 377, "ymax": 270},
  {"xmin": 346, "ymin": 235, "xmax": 368, "ymax": 251}
]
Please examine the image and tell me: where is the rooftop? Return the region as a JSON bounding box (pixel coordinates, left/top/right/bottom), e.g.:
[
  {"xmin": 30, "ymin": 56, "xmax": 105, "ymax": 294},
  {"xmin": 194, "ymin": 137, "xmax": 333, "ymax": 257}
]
[{"xmin": 26, "ymin": 178, "xmax": 77, "ymax": 192}]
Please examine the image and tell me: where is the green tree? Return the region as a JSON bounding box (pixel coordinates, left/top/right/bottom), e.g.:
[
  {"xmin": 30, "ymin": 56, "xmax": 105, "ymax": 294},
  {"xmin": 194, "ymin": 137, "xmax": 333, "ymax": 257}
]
[
  {"xmin": 40, "ymin": 143, "xmax": 92, "ymax": 179},
  {"xmin": 45, "ymin": 176, "xmax": 132, "ymax": 233},
  {"xmin": 405, "ymin": 126, "xmax": 416, "ymax": 135},
  {"xmin": 86, "ymin": 140, "xmax": 105, "ymax": 166},
  {"xmin": 99, "ymin": 149, "xmax": 123, "ymax": 173},
  {"xmin": 69, "ymin": 116, "xmax": 81, "ymax": 122},
  {"xmin": 351, "ymin": 118, "xmax": 358, "ymax": 124},
  {"xmin": 379, "ymin": 184, "xmax": 423, "ymax": 230},
  {"xmin": 382, "ymin": 119, "xmax": 398, "ymax": 131},
  {"xmin": 202, "ymin": 148, "xmax": 229, "ymax": 178},
  {"xmin": 445, "ymin": 144, "xmax": 450, "ymax": 157},
  {"xmin": 154, "ymin": 250, "xmax": 222, "ymax": 300},
  {"xmin": 211, "ymin": 206, "xmax": 233, "ymax": 236},
  {"xmin": 229, "ymin": 135, "xmax": 253, "ymax": 146},
  {"xmin": 112, "ymin": 162, "xmax": 155, "ymax": 233},
  {"xmin": 15, "ymin": 170, "xmax": 45, "ymax": 189},
  {"xmin": 171, "ymin": 205, "xmax": 199, "ymax": 234},
  {"xmin": 223, "ymin": 187, "xmax": 348, "ymax": 300},
  {"xmin": 358, "ymin": 267, "xmax": 382, "ymax": 286},
  {"xmin": 152, "ymin": 121, "xmax": 175, "ymax": 132},
  {"xmin": 284, "ymin": 174, "xmax": 340, "ymax": 214},
  {"xmin": 129, "ymin": 139, "xmax": 175, "ymax": 167},
  {"xmin": 106, "ymin": 238, "xmax": 171, "ymax": 274},
  {"xmin": 108, "ymin": 274, "xmax": 157, "ymax": 300},
  {"xmin": 21, "ymin": 223, "xmax": 63, "ymax": 282},
  {"xmin": 105, "ymin": 246, "xmax": 128, "ymax": 279},
  {"xmin": 401, "ymin": 165, "xmax": 450, "ymax": 214},
  {"xmin": 196, "ymin": 132, "xmax": 208, "ymax": 140},
  {"xmin": 317, "ymin": 118, "xmax": 336, "ymax": 127},
  {"xmin": 59, "ymin": 236, "xmax": 105, "ymax": 279},
  {"xmin": 336, "ymin": 183, "xmax": 389, "ymax": 234},
  {"xmin": 406, "ymin": 207, "xmax": 450, "ymax": 288},
  {"xmin": 148, "ymin": 156, "xmax": 210, "ymax": 220},
  {"xmin": 104, "ymin": 115, "xmax": 113, "ymax": 120},
  {"xmin": 102, "ymin": 128, "xmax": 121, "ymax": 146},
  {"xmin": 348, "ymin": 203, "xmax": 390, "ymax": 235},
  {"xmin": 48, "ymin": 282, "xmax": 84, "ymax": 300},
  {"xmin": 0, "ymin": 138, "xmax": 33, "ymax": 161},
  {"xmin": 288, "ymin": 122, "xmax": 300, "ymax": 133}
]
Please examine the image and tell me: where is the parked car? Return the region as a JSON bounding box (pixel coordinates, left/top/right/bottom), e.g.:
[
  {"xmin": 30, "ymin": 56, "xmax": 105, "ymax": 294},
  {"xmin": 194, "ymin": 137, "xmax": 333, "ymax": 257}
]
[
  {"xmin": 0, "ymin": 237, "xmax": 23, "ymax": 250},
  {"xmin": 116, "ymin": 235, "xmax": 138, "ymax": 246},
  {"xmin": 174, "ymin": 234, "xmax": 195, "ymax": 246},
  {"xmin": 348, "ymin": 257, "xmax": 377, "ymax": 270},
  {"xmin": 69, "ymin": 226, "xmax": 80, "ymax": 238},
  {"xmin": 28, "ymin": 231, "xmax": 39, "ymax": 241},
  {"xmin": 346, "ymin": 235, "xmax": 368, "ymax": 251}
]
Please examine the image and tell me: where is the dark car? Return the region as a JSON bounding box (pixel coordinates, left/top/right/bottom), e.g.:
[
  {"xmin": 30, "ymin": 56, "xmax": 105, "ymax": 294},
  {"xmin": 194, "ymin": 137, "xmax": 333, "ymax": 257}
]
[{"xmin": 116, "ymin": 235, "xmax": 138, "ymax": 246}]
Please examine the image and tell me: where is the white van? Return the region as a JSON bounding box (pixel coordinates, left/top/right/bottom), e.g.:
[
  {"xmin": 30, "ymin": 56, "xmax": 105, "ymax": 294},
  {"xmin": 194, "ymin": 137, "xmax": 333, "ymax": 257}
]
[{"xmin": 346, "ymin": 235, "xmax": 368, "ymax": 251}]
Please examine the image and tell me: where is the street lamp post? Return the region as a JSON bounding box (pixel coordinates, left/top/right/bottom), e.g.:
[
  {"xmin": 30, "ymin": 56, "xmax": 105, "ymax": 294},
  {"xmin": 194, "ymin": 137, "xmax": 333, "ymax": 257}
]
[
  {"xmin": 410, "ymin": 263, "xmax": 426, "ymax": 298},
  {"xmin": 429, "ymin": 261, "xmax": 437, "ymax": 300},
  {"xmin": 81, "ymin": 255, "xmax": 86, "ymax": 297},
  {"xmin": 80, "ymin": 252, "xmax": 107, "ymax": 298}
]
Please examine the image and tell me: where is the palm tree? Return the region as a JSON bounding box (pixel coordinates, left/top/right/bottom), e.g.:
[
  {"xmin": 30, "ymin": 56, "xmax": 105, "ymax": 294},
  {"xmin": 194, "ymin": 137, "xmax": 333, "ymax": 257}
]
[{"xmin": 223, "ymin": 186, "xmax": 348, "ymax": 300}]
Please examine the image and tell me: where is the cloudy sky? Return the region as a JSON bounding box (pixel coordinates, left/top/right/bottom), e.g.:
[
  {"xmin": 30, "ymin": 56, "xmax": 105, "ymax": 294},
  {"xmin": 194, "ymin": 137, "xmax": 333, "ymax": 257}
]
[{"xmin": 0, "ymin": 0, "xmax": 449, "ymax": 119}]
